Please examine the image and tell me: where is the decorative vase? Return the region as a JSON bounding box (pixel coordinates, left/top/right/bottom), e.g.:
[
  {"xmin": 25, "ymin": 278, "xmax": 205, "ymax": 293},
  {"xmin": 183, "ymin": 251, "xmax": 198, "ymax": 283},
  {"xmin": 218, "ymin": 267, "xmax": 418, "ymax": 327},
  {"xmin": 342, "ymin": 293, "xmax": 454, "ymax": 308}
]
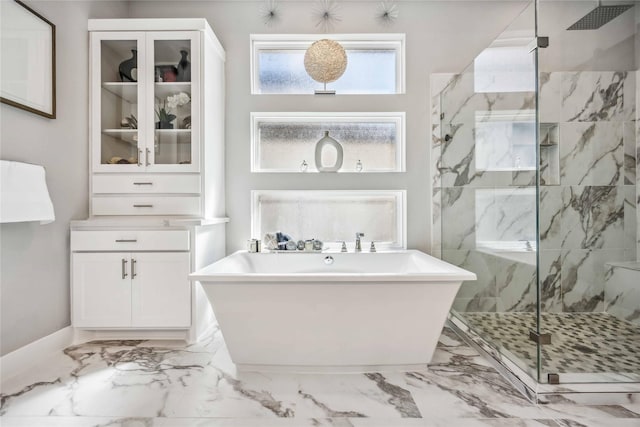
[
  {"xmin": 119, "ymin": 49, "xmax": 137, "ymax": 82},
  {"xmin": 156, "ymin": 121, "xmax": 174, "ymax": 129},
  {"xmin": 176, "ymin": 50, "xmax": 191, "ymax": 82},
  {"xmin": 314, "ymin": 131, "xmax": 343, "ymax": 172}
]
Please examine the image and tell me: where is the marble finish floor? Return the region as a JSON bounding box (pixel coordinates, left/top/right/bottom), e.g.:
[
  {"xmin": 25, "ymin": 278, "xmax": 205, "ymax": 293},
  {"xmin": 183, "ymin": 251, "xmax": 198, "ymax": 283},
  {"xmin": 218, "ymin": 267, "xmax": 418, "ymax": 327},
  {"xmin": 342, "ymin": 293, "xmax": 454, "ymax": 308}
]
[
  {"xmin": 463, "ymin": 312, "xmax": 640, "ymax": 377},
  {"xmin": 1, "ymin": 326, "xmax": 639, "ymax": 427}
]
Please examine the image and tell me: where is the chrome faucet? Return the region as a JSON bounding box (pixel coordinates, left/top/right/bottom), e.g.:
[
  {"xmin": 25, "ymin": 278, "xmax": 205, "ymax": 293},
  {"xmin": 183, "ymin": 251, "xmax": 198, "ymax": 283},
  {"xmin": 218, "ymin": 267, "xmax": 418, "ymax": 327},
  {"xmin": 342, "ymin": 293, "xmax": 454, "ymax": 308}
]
[{"xmin": 355, "ymin": 232, "xmax": 364, "ymax": 252}]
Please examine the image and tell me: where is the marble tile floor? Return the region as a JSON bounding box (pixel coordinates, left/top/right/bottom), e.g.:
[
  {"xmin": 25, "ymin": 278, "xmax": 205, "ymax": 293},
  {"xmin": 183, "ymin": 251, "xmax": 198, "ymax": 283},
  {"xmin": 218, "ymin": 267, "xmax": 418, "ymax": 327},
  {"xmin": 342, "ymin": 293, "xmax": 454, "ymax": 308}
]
[
  {"xmin": 1, "ymin": 326, "xmax": 639, "ymax": 427},
  {"xmin": 463, "ymin": 312, "xmax": 640, "ymax": 377}
]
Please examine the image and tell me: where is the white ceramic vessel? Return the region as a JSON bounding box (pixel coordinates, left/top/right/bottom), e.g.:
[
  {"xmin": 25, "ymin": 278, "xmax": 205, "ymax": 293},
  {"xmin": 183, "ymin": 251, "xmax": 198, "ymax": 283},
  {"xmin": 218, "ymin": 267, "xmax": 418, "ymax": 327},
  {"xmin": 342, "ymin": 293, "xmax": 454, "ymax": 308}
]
[{"xmin": 190, "ymin": 250, "xmax": 476, "ymax": 372}]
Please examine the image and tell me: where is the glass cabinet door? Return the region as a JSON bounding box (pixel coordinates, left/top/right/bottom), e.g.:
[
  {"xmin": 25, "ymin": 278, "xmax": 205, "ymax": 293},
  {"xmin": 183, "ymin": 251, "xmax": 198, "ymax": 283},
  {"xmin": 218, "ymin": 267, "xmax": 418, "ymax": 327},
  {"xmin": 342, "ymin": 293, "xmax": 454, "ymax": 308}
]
[
  {"xmin": 147, "ymin": 32, "xmax": 200, "ymax": 172},
  {"xmin": 91, "ymin": 33, "xmax": 146, "ymax": 171}
]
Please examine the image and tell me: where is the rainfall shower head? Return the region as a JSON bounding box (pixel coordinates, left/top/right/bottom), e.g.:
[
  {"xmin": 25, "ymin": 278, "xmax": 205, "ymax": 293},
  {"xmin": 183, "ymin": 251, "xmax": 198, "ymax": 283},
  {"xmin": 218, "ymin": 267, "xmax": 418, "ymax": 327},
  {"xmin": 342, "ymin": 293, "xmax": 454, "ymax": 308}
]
[{"xmin": 567, "ymin": 2, "xmax": 634, "ymax": 30}]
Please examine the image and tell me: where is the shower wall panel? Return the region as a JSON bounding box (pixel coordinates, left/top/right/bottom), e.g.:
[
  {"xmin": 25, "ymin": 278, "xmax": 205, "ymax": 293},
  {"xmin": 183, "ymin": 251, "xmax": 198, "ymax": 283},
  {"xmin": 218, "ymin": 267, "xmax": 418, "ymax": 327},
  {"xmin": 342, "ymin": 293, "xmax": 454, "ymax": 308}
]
[{"xmin": 538, "ymin": 70, "xmax": 636, "ymax": 314}]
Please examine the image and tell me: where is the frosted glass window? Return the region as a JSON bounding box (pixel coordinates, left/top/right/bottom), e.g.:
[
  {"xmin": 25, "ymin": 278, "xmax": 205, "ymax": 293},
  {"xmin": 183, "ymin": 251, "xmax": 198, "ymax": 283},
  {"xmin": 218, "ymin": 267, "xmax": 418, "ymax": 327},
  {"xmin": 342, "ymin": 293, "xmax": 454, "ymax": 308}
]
[
  {"xmin": 475, "ymin": 110, "xmax": 536, "ymax": 171},
  {"xmin": 251, "ymin": 35, "xmax": 405, "ymax": 94},
  {"xmin": 474, "ymin": 46, "xmax": 535, "ymax": 93},
  {"xmin": 252, "ymin": 191, "xmax": 406, "ymax": 249},
  {"xmin": 251, "ymin": 113, "xmax": 405, "ymax": 172}
]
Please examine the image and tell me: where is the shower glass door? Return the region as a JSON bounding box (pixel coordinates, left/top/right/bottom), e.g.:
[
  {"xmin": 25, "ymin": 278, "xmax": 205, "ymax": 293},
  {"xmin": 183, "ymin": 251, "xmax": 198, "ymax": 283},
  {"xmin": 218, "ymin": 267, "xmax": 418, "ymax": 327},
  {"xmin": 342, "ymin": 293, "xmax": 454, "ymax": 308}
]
[
  {"xmin": 436, "ymin": 1, "xmax": 542, "ymax": 381},
  {"xmin": 536, "ymin": 0, "xmax": 640, "ymax": 384}
]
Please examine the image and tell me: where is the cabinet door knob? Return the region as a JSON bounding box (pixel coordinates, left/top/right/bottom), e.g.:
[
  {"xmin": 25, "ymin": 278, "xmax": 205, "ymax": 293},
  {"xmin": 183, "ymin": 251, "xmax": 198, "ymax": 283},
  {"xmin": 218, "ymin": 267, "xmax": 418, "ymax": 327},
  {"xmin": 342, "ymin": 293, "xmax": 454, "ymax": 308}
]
[
  {"xmin": 131, "ymin": 258, "xmax": 137, "ymax": 279},
  {"xmin": 122, "ymin": 258, "xmax": 129, "ymax": 280}
]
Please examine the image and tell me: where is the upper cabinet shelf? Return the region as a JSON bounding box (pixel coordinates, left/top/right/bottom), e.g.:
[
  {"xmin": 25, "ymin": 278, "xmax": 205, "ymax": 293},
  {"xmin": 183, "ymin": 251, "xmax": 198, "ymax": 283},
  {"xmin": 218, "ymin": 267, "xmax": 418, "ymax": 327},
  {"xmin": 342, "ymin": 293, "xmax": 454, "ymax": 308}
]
[
  {"xmin": 102, "ymin": 82, "xmax": 138, "ymax": 103},
  {"xmin": 154, "ymin": 82, "xmax": 191, "ymax": 99}
]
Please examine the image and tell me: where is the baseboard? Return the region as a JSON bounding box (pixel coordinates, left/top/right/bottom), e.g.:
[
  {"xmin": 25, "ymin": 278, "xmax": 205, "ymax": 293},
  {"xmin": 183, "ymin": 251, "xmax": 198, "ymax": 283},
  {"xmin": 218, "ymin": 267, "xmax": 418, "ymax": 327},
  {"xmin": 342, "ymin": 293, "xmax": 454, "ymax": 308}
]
[{"xmin": 0, "ymin": 326, "xmax": 75, "ymax": 383}]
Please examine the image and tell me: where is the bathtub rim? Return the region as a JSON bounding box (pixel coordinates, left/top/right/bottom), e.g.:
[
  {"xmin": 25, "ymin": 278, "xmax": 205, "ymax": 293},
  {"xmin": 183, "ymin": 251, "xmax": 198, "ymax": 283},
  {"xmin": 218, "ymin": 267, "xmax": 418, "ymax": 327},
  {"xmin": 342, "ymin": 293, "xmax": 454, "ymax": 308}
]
[{"xmin": 190, "ymin": 249, "xmax": 477, "ymax": 283}]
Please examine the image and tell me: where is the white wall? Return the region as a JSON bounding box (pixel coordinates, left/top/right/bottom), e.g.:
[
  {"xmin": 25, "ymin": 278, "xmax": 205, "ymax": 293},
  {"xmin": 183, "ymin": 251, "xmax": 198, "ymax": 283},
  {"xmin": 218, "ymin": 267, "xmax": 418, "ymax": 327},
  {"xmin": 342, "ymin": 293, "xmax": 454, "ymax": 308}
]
[
  {"xmin": 0, "ymin": 1, "xmax": 128, "ymax": 356},
  {"xmin": 128, "ymin": 0, "xmax": 529, "ymax": 254}
]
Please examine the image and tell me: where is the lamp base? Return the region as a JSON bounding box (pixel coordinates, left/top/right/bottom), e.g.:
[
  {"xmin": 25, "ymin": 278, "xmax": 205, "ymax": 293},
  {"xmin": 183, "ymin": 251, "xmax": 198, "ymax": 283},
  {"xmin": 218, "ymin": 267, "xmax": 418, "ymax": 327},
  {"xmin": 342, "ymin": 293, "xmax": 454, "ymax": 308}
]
[{"xmin": 314, "ymin": 90, "xmax": 336, "ymax": 95}]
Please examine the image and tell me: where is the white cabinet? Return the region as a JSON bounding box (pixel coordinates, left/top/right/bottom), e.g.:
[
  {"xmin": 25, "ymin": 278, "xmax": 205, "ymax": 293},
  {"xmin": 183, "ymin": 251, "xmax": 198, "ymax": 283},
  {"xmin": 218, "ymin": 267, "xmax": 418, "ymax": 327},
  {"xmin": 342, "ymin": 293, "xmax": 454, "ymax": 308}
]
[
  {"xmin": 73, "ymin": 19, "xmax": 227, "ymax": 342},
  {"xmin": 89, "ymin": 19, "xmax": 226, "ymax": 218},
  {"xmin": 72, "ymin": 251, "xmax": 191, "ymax": 328}
]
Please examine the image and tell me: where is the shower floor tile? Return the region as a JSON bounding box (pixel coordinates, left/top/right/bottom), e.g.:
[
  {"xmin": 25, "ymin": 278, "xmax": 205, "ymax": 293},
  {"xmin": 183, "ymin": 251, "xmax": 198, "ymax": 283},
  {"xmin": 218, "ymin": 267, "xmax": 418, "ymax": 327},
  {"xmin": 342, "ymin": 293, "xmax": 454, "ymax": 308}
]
[{"xmin": 462, "ymin": 312, "xmax": 640, "ymax": 377}]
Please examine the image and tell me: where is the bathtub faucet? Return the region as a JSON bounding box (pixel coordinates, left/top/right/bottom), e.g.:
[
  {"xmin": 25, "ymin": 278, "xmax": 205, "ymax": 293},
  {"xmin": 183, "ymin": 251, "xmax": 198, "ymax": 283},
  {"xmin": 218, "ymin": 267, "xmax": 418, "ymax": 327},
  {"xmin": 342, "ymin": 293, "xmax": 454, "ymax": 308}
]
[{"xmin": 355, "ymin": 232, "xmax": 364, "ymax": 252}]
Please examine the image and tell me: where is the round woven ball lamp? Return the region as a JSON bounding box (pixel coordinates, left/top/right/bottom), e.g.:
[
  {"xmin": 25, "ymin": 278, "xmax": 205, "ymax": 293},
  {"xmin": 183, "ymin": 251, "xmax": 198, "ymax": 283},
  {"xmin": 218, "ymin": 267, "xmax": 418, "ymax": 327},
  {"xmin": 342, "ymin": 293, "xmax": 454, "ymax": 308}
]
[{"xmin": 304, "ymin": 39, "xmax": 348, "ymax": 94}]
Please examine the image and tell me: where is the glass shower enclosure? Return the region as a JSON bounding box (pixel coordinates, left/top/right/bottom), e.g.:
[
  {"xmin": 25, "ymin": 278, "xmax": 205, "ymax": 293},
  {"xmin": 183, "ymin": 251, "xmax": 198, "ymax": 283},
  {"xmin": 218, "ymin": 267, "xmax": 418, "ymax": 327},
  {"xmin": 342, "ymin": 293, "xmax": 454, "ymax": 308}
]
[{"xmin": 434, "ymin": 0, "xmax": 639, "ymax": 389}]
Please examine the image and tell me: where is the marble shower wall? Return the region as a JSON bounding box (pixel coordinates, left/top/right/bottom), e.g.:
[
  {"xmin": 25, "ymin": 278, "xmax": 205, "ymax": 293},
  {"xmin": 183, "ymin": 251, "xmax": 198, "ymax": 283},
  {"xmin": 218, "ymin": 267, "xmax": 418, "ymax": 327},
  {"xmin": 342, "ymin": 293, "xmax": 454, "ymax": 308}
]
[
  {"xmin": 433, "ymin": 71, "xmax": 538, "ymax": 314},
  {"xmin": 539, "ymin": 71, "xmax": 637, "ymax": 315},
  {"xmin": 432, "ymin": 70, "xmax": 638, "ymax": 316}
]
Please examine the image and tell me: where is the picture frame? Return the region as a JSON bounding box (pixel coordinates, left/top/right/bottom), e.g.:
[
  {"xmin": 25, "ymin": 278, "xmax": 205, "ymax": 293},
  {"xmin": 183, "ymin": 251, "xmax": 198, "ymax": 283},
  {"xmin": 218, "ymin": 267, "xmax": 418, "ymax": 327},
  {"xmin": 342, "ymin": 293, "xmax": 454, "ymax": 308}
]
[{"xmin": 0, "ymin": 0, "xmax": 56, "ymax": 119}]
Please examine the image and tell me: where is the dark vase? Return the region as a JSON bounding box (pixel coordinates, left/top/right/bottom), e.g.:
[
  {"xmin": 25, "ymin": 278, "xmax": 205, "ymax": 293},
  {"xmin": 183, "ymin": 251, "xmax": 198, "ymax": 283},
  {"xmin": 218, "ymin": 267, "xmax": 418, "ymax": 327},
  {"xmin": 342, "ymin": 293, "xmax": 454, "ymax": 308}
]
[
  {"xmin": 156, "ymin": 121, "xmax": 174, "ymax": 129},
  {"xmin": 119, "ymin": 49, "xmax": 137, "ymax": 82},
  {"xmin": 176, "ymin": 50, "xmax": 191, "ymax": 82}
]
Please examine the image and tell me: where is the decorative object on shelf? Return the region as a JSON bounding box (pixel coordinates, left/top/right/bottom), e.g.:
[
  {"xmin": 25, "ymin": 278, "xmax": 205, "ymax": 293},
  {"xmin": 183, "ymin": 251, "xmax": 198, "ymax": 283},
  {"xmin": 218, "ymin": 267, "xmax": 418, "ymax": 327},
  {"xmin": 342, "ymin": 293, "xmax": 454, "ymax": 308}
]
[
  {"xmin": 314, "ymin": 131, "xmax": 343, "ymax": 172},
  {"xmin": 176, "ymin": 50, "xmax": 191, "ymax": 82},
  {"xmin": 156, "ymin": 92, "xmax": 190, "ymax": 129},
  {"xmin": 300, "ymin": 160, "xmax": 308, "ymax": 172},
  {"xmin": 263, "ymin": 232, "xmax": 278, "ymax": 250},
  {"xmin": 297, "ymin": 240, "xmax": 305, "ymax": 250},
  {"xmin": 312, "ymin": 0, "xmax": 341, "ymax": 32},
  {"xmin": 259, "ymin": 0, "xmax": 280, "ymax": 26},
  {"xmin": 376, "ymin": 0, "xmax": 398, "ymax": 25},
  {"xmin": 119, "ymin": 49, "xmax": 137, "ymax": 82},
  {"xmin": 356, "ymin": 159, "xmax": 363, "ymax": 172},
  {"xmin": 120, "ymin": 114, "xmax": 138, "ymax": 129},
  {"xmin": 247, "ymin": 238, "xmax": 261, "ymax": 253},
  {"xmin": 182, "ymin": 116, "xmax": 191, "ymax": 129},
  {"xmin": 285, "ymin": 240, "xmax": 297, "ymax": 250},
  {"xmin": 107, "ymin": 156, "xmax": 136, "ymax": 164},
  {"xmin": 0, "ymin": 0, "xmax": 56, "ymax": 119},
  {"xmin": 304, "ymin": 39, "xmax": 347, "ymax": 95},
  {"xmin": 155, "ymin": 64, "xmax": 178, "ymax": 82}
]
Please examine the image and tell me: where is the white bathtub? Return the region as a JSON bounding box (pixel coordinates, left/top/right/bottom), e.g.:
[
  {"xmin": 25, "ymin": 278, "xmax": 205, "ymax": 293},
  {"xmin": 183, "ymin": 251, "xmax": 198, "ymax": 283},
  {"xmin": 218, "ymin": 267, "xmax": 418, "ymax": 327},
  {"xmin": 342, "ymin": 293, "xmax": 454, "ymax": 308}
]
[{"xmin": 190, "ymin": 250, "xmax": 476, "ymax": 372}]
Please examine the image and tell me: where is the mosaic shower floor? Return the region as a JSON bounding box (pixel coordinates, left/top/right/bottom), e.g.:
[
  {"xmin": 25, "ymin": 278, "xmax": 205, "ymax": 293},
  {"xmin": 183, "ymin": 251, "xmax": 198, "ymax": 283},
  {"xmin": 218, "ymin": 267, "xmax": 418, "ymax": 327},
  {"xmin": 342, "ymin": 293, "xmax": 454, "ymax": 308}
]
[{"xmin": 463, "ymin": 312, "xmax": 640, "ymax": 378}]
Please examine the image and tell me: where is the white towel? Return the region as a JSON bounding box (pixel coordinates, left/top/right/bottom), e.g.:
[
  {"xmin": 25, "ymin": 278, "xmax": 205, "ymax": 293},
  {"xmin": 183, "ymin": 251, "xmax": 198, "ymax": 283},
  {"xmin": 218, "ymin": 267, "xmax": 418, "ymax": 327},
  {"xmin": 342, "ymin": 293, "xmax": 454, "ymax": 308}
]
[{"xmin": 0, "ymin": 160, "xmax": 55, "ymax": 224}]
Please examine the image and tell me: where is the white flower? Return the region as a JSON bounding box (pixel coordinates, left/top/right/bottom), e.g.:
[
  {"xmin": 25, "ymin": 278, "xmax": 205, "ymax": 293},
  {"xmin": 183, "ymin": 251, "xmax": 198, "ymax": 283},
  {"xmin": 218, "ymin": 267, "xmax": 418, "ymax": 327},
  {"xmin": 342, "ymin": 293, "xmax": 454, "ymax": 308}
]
[{"xmin": 166, "ymin": 92, "xmax": 191, "ymax": 109}]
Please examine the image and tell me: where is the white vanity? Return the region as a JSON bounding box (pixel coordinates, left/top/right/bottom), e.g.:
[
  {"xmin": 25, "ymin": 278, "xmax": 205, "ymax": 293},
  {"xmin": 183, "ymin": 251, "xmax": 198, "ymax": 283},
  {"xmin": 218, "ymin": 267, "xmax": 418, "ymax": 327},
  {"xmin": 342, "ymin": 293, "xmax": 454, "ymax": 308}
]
[{"xmin": 70, "ymin": 19, "xmax": 226, "ymax": 342}]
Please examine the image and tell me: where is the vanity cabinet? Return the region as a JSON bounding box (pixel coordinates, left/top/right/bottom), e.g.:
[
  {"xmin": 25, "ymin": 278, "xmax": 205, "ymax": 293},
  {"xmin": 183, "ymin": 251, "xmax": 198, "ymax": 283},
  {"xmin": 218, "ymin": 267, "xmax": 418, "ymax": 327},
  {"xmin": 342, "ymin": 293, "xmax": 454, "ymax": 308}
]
[{"xmin": 72, "ymin": 252, "xmax": 191, "ymax": 328}]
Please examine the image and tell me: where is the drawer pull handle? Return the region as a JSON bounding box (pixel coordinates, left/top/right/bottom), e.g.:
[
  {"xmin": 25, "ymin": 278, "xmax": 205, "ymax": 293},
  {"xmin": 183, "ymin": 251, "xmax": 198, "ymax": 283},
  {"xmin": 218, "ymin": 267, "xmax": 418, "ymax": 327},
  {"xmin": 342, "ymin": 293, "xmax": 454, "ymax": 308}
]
[
  {"xmin": 133, "ymin": 204, "xmax": 153, "ymax": 208},
  {"xmin": 115, "ymin": 239, "xmax": 137, "ymax": 243},
  {"xmin": 137, "ymin": 150, "xmax": 143, "ymax": 167},
  {"xmin": 122, "ymin": 258, "xmax": 128, "ymax": 280},
  {"xmin": 133, "ymin": 182, "xmax": 153, "ymax": 185},
  {"xmin": 131, "ymin": 258, "xmax": 137, "ymax": 279}
]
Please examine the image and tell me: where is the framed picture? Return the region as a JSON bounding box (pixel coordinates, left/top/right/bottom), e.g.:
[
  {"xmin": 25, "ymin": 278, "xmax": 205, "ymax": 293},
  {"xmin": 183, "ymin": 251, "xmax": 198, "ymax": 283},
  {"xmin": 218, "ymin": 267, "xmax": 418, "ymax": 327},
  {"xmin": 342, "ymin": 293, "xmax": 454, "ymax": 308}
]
[{"xmin": 0, "ymin": 0, "xmax": 56, "ymax": 119}]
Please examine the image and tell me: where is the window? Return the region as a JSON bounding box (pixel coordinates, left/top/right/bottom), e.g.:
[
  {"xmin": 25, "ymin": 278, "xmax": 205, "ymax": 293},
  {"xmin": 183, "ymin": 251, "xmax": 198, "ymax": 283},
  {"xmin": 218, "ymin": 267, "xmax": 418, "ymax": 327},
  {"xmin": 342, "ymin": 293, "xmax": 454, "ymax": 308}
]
[
  {"xmin": 251, "ymin": 112, "xmax": 405, "ymax": 172},
  {"xmin": 252, "ymin": 190, "xmax": 406, "ymax": 249},
  {"xmin": 251, "ymin": 34, "xmax": 405, "ymax": 94}
]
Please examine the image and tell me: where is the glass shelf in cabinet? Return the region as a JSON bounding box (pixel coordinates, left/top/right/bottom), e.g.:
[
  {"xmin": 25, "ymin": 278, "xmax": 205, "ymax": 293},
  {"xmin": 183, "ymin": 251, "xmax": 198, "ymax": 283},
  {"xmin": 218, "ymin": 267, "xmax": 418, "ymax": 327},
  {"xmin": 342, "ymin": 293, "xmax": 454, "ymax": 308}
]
[
  {"xmin": 101, "ymin": 82, "xmax": 137, "ymax": 103},
  {"xmin": 102, "ymin": 129, "xmax": 138, "ymax": 145}
]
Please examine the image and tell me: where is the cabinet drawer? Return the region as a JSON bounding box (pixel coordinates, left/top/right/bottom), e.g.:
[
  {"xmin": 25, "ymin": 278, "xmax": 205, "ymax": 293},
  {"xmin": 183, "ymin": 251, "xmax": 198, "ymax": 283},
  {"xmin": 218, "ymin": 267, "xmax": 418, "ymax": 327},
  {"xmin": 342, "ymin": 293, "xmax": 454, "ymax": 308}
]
[
  {"xmin": 92, "ymin": 196, "xmax": 201, "ymax": 216},
  {"xmin": 93, "ymin": 174, "xmax": 201, "ymax": 194},
  {"xmin": 71, "ymin": 230, "xmax": 190, "ymax": 251}
]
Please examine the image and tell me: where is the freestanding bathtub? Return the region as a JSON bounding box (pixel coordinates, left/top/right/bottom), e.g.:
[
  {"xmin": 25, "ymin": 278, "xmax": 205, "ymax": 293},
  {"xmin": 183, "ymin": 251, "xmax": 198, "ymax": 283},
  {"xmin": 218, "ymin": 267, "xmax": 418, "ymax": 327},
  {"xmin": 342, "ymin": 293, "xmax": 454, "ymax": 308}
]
[{"xmin": 190, "ymin": 250, "xmax": 476, "ymax": 372}]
